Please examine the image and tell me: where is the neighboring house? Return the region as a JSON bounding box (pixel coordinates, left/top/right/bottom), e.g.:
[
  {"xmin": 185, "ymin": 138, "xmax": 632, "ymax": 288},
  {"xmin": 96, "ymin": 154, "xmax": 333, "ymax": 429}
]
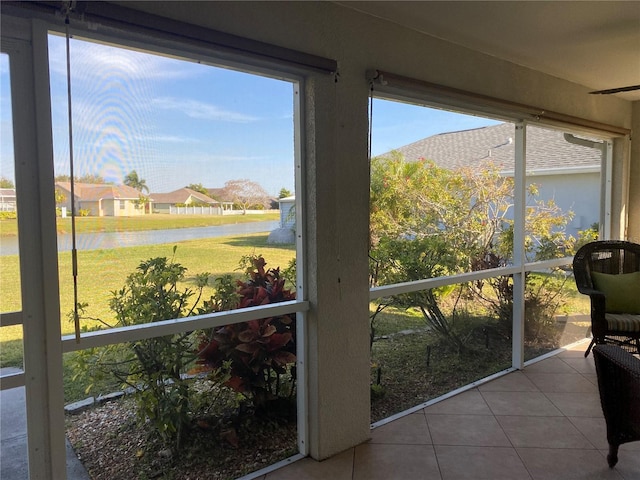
[
  {"xmin": 268, "ymin": 195, "xmax": 296, "ymax": 244},
  {"xmin": 55, "ymin": 182, "xmax": 147, "ymax": 217},
  {"xmin": 390, "ymin": 123, "xmax": 603, "ymax": 239},
  {"xmin": 278, "ymin": 196, "xmax": 295, "ymax": 229},
  {"xmin": 206, "ymin": 187, "xmax": 236, "ymax": 211},
  {"xmin": 151, "ymin": 188, "xmax": 223, "ymax": 213},
  {"xmin": 0, "ymin": 188, "xmax": 16, "ymax": 212}
]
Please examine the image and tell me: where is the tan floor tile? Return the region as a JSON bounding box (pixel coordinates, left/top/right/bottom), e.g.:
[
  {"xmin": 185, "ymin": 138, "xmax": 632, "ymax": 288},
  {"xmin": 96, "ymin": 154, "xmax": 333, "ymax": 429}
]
[
  {"xmin": 426, "ymin": 414, "xmax": 510, "ymax": 446},
  {"xmin": 481, "ymin": 391, "xmax": 563, "ymax": 416},
  {"xmin": 497, "ymin": 416, "xmax": 594, "ymax": 448},
  {"xmin": 524, "ymin": 358, "xmax": 579, "ymax": 374},
  {"xmin": 370, "ymin": 412, "xmax": 432, "ymax": 445},
  {"xmin": 265, "ymin": 449, "xmax": 354, "ymax": 480},
  {"xmin": 601, "ymin": 446, "xmax": 640, "ymax": 480},
  {"xmin": 582, "ymin": 373, "xmax": 598, "ymax": 385},
  {"xmin": 545, "ymin": 392, "xmax": 603, "ymax": 417},
  {"xmin": 523, "ymin": 373, "xmax": 598, "ymax": 393},
  {"xmin": 568, "ymin": 416, "xmax": 609, "ymax": 450},
  {"xmin": 517, "ymin": 447, "xmax": 624, "ymax": 479},
  {"xmin": 435, "ymin": 445, "xmax": 531, "ymax": 480},
  {"xmin": 353, "ymin": 443, "xmax": 440, "ymax": 480},
  {"xmin": 478, "ymin": 371, "xmax": 539, "ymax": 392},
  {"xmin": 423, "ymin": 389, "xmax": 492, "ymax": 415},
  {"xmin": 559, "ymin": 356, "xmax": 597, "ymax": 374},
  {"xmin": 577, "ymin": 421, "xmax": 640, "ymax": 452},
  {"xmin": 619, "ymin": 440, "xmax": 640, "ymax": 452}
]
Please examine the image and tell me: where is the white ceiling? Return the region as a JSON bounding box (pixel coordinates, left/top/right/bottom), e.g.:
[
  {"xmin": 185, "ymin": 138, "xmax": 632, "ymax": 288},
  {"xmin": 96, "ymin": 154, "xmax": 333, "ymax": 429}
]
[{"xmin": 338, "ymin": 1, "xmax": 640, "ymax": 101}]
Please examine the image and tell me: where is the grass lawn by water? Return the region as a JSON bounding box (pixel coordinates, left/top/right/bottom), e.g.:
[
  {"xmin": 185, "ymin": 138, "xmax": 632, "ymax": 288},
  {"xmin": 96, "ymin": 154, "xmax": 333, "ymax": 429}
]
[
  {"xmin": 0, "ymin": 212, "xmax": 279, "ymax": 237},
  {"xmin": 0, "ymin": 232, "xmax": 295, "ymax": 372}
]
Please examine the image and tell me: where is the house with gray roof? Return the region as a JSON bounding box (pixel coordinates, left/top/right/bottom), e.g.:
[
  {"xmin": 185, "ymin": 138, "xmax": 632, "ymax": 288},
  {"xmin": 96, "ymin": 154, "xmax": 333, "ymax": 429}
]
[
  {"xmin": 55, "ymin": 182, "xmax": 147, "ymax": 217},
  {"xmin": 150, "ymin": 188, "xmax": 224, "ymax": 214},
  {"xmin": 390, "ymin": 123, "xmax": 603, "ymax": 239}
]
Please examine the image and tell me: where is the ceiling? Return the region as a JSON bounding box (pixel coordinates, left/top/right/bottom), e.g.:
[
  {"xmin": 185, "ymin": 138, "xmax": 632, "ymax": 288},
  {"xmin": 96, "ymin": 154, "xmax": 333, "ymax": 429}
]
[{"xmin": 338, "ymin": 1, "xmax": 640, "ymax": 101}]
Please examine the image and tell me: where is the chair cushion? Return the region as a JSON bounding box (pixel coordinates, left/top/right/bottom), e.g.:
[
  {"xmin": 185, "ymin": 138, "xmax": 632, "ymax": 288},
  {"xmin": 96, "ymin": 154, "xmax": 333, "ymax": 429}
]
[
  {"xmin": 605, "ymin": 313, "xmax": 640, "ymax": 333},
  {"xmin": 592, "ymin": 271, "xmax": 640, "ymax": 314}
]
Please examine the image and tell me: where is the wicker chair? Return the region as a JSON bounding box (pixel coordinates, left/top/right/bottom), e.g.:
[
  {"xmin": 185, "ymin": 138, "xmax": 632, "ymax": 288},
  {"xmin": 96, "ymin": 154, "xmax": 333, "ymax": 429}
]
[
  {"xmin": 573, "ymin": 240, "xmax": 640, "ymax": 357},
  {"xmin": 593, "ymin": 344, "xmax": 640, "ymax": 468}
]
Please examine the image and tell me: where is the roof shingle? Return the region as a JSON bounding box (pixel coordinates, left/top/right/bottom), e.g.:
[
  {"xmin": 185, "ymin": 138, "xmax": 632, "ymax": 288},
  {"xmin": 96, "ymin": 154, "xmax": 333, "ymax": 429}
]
[{"xmin": 389, "ymin": 123, "xmax": 601, "ymax": 173}]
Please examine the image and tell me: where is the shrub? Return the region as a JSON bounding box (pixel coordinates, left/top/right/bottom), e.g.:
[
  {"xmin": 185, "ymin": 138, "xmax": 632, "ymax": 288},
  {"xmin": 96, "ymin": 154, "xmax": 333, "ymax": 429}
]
[
  {"xmin": 196, "ymin": 255, "xmax": 297, "ymax": 415},
  {"xmin": 71, "ymin": 249, "xmax": 211, "ymax": 449}
]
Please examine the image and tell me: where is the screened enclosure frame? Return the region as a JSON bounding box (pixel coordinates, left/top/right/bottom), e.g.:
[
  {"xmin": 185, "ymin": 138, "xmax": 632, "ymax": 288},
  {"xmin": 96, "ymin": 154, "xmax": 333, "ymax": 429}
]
[
  {"xmin": 1, "ymin": 13, "xmax": 314, "ymax": 479},
  {"xmin": 368, "ymin": 71, "xmax": 622, "ymax": 373}
]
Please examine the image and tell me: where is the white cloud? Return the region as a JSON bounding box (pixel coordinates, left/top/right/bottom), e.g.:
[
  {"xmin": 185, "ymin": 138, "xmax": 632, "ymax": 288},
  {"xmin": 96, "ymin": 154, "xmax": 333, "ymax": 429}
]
[
  {"xmin": 152, "ymin": 97, "xmax": 258, "ymax": 123},
  {"xmin": 48, "ymin": 35, "xmax": 198, "ymax": 83},
  {"xmin": 134, "ymin": 134, "xmax": 198, "ymax": 144}
]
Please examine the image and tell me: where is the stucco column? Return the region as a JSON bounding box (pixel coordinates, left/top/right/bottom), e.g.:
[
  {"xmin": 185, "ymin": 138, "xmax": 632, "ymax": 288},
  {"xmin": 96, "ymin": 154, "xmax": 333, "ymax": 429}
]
[{"xmin": 303, "ymin": 71, "xmax": 371, "ymax": 460}]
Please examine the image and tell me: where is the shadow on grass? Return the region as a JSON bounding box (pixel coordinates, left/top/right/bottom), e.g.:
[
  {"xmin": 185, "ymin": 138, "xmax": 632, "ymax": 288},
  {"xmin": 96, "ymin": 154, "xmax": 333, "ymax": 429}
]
[{"xmin": 222, "ymin": 234, "xmax": 295, "ymax": 251}]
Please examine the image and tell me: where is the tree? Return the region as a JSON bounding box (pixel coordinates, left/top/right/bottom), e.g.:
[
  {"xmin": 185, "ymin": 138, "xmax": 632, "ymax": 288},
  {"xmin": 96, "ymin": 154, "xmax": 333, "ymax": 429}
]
[
  {"xmin": 54, "ymin": 189, "xmax": 66, "ymax": 206},
  {"xmin": 0, "ymin": 177, "xmax": 14, "ymax": 188},
  {"xmin": 78, "ymin": 173, "xmax": 108, "ymax": 184},
  {"xmin": 221, "ymin": 179, "xmax": 269, "ymax": 214},
  {"xmin": 54, "ymin": 174, "xmax": 109, "ymax": 184},
  {"xmin": 369, "ymin": 153, "xmax": 574, "ymax": 350},
  {"xmin": 278, "ymin": 187, "xmax": 292, "ymax": 199},
  {"xmin": 123, "ymin": 170, "xmax": 149, "ymax": 193},
  {"xmin": 186, "ymin": 183, "xmax": 208, "ymax": 195}
]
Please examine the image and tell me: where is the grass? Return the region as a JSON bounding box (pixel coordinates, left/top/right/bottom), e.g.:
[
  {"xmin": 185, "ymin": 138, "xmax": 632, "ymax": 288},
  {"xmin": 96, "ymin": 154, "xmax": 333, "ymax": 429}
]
[
  {"xmin": 369, "ymin": 283, "xmax": 591, "ymax": 422},
  {"xmin": 0, "ymin": 233, "xmax": 295, "ymax": 372},
  {"xmin": 0, "ymin": 212, "xmax": 279, "ymax": 237}
]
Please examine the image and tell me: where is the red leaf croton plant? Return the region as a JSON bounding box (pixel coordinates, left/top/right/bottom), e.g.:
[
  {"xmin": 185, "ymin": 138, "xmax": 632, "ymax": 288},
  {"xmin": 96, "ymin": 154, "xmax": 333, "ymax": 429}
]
[{"xmin": 197, "ymin": 256, "xmax": 297, "ymax": 410}]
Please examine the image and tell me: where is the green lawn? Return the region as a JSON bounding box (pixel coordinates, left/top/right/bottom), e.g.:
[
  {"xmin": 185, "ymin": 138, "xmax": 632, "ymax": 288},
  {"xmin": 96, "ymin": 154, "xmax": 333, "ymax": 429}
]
[
  {"xmin": 0, "ymin": 233, "xmax": 295, "ymax": 370},
  {"xmin": 0, "ymin": 212, "xmax": 279, "ymax": 237}
]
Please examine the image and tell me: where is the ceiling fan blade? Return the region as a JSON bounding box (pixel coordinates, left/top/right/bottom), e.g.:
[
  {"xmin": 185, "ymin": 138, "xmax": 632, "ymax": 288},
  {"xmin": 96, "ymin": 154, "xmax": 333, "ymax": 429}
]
[{"xmin": 589, "ymin": 85, "xmax": 640, "ymax": 95}]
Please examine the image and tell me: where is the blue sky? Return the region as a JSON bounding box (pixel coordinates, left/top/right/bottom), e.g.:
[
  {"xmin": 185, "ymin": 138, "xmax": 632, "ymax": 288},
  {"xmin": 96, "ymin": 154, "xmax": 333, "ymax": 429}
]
[{"xmin": 1, "ymin": 35, "xmax": 498, "ymax": 196}]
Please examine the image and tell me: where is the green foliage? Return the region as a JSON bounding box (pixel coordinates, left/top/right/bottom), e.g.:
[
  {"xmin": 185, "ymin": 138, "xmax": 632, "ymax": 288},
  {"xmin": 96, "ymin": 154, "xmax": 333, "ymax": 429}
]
[
  {"xmin": 77, "ymin": 208, "xmax": 91, "ymax": 217},
  {"xmin": 134, "ymin": 194, "xmax": 149, "ymax": 208},
  {"xmin": 186, "ymin": 183, "xmax": 209, "ymax": 195},
  {"xmin": 56, "ymin": 173, "xmax": 109, "ymax": 184},
  {"xmin": 197, "ymin": 255, "xmax": 297, "ymax": 414},
  {"xmin": 54, "ymin": 188, "xmax": 66, "ymax": 205},
  {"xmin": 278, "ymin": 188, "xmax": 292, "ymax": 199},
  {"xmin": 0, "ymin": 176, "xmax": 15, "ymax": 188},
  {"xmin": 281, "ymin": 257, "xmax": 297, "ymax": 289},
  {"xmin": 123, "ymin": 170, "xmax": 149, "ymax": 193},
  {"xmin": 71, "ymin": 250, "xmax": 212, "ymax": 450},
  {"xmin": 573, "ymin": 223, "xmax": 599, "ymax": 253},
  {"xmin": 371, "ymin": 236, "xmax": 466, "ymax": 352},
  {"xmin": 369, "ymin": 153, "xmax": 575, "ymax": 353}
]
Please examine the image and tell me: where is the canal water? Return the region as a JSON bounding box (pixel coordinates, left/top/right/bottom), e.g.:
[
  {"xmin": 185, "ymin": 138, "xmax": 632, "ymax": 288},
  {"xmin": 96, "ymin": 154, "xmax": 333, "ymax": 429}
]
[{"xmin": 0, "ymin": 220, "xmax": 279, "ymax": 256}]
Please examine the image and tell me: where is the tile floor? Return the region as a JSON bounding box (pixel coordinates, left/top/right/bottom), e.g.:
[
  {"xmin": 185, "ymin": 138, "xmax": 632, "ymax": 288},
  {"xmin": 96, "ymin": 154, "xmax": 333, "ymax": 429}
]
[{"xmin": 261, "ymin": 343, "xmax": 640, "ymax": 480}]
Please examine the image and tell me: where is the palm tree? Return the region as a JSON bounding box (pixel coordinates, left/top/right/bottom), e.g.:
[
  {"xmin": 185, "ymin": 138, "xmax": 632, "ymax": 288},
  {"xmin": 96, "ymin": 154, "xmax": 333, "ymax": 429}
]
[{"xmin": 123, "ymin": 170, "xmax": 149, "ymax": 193}]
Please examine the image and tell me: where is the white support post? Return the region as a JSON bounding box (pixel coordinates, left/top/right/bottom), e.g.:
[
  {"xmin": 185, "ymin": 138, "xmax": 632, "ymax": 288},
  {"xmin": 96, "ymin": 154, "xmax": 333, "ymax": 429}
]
[
  {"xmin": 293, "ymin": 79, "xmax": 309, "ymax": 456},
  {"xmin": 10, "ymin": 19, "xmax": 67, "ymax": 479},
  {"xmin": 512, "ymin": 122, "xmax": 526, "ymax": 370},
  {"xmin": 603, "ymin": 140, "xmax": 613, "ymax": 239}
]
